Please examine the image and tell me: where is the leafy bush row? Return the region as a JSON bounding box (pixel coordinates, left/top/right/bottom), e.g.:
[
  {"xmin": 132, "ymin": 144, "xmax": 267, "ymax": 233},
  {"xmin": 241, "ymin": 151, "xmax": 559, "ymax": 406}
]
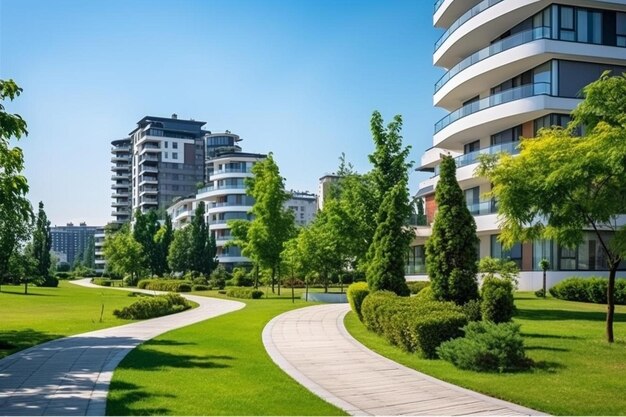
[
  {"xmin": 407, "ymin": 281, "xmax": 430, "ymax": 295},
  {"xmin": 347, "ymin": 282, "xmax": 369, "ymax": 321},
  {"xmin": 549, "ymin": 277, "xmax": 626, "ymax": 304},
  {"xmin": 137, "ymin": 279, "xmax": 192, "ymax": 292},
  {"xmin": 113, "ymin": 293, "xmax": 192, "ymax": 319},
  {"xmin": 226, "ymin": 287, "xmax": 264, "ymax": 299},
  {"xmin": 360, "ymin": 291, "xmax": 468, "ymax": 358},
  {"xmin": 437, "ymin": 321, "xmax": 531, "ymax": 372}
]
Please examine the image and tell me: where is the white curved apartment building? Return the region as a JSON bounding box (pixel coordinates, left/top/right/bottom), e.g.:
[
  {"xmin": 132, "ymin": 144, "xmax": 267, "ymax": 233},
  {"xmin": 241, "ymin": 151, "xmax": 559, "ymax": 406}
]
[
  {"xmin": 412, "ymin": 0, "xmax": 626, "ymax": 289},
  {"xmin": 196, "ymin": 133, "xmax": 265, "ymax": 270}
]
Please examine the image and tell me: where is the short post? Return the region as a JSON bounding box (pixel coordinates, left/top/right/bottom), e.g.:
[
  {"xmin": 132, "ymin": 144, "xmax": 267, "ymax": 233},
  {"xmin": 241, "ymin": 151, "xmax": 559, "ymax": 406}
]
[{"xmin": 539, "ymin": 258, "xmax": 549, "ymax": 298}]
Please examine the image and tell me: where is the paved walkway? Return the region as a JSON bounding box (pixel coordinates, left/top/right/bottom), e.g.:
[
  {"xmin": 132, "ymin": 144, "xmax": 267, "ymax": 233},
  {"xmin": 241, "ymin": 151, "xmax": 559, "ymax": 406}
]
[
  {"xmin": 263, "ymin": 303, "xmax": 546, "ymax": 416},
  {"xmin": 0, "ymin": 279, "xmax": 244, "ymax": 416}
]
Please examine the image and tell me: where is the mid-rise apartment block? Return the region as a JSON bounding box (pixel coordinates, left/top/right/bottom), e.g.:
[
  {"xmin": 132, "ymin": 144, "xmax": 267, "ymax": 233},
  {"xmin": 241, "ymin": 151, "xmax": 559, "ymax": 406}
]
[
  {"xmin": 50, "ymin": 222, "xmax": 101, "ymax": 266},
  {"xmin": 413, "ymin": 0, "xmax": 626, "ymax": 289},
  {"xmin": 287, "ymin": 191, "xmax": 318, "ymax": 227}
]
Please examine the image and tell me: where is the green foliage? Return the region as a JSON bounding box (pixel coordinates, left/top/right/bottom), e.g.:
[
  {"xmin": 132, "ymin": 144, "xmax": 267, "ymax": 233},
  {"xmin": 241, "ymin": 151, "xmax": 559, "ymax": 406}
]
[
  {"xmin": 32, "ymin": 201, "xmax": 54, "ymax": 286},
  {"xmin": 209, "ymin": 265, "xmax": 229, "ymax": 290},
  {"xmin": 415, "ymin": 285, "xmax": 435, "ymax": 301},
  {"xmin": 406, "ymin": 281, "xmax": 430, "ymax": 295},
  {"xmin": 437, "ymin": 321, "xmax": 531, "ymax": 373},
  {"xmin": 113, "ymin": 293, "xmax": 191, "ymax": 320},
  {"xmin": 425, "ymin": 155, "xmax": 479, "ymax": 305},
  {"xmin": 534, "ymin": 288, "xmax": 546, "ymax": 298},
  {"xmin": 361, "ymin": 291, "xmax": 467, "ymax": 358},
  {"xmin": 461, "ymin": 299, "xmax": 483, "ymax": 322},
  {"xmin": 93, "ymin": 278, "xmax": 113, "ymax": 287},
  {"xmin": 550, "ymin": 277, "xmax": 626, "ymax": 305},
  {"xmin": 190, "ymin": 202, "xmax": 218, "ymax": 276},
  {"xmin": 137, "ymin": 279, "xmax": 192, "ymax": 292},
  {"xmin": 0, "ymin": 80, "xmax": 33, "ymax": 283},
  {"xmin": 133, "ymin": 209, "xmax": 161, "ymax": 276},
  {"xmin": 192, "ymin": 284, "xmax": 209, "ymax": 291},
  {"xmin": 481, "ymin": 277, "xmax": 516, "ymax": 323},
  {"xmin": 366, "ymin": 183, "xmax": 411, "ymax": 296},
  {"xmin": 347, "ymin": 282, "xmax": 369, "ymax": 321},
  {"xmin": 154, "ymin": 213, "xmax": 173, "ymax": 276},
  {"xmin": 103, "ymin": 225, "xmax": 145, "ymax": 283},
  {"xmin": 478, "ymin": 256, "xmax": 520, "ymax": 288},
  {"xmin": 226, "ymin": 287, "xmax": 264, "ymax": 299},
  {"xmin": 55, "ymin": 271, "xmax": 71, "ymax": 280},
  {"xmin": 168, "ymin": 227, "xmax": 193, "ymax": 274},
  {"xmin": 231, "ymin": 267, "xmax": 253, "ymax": 286}
]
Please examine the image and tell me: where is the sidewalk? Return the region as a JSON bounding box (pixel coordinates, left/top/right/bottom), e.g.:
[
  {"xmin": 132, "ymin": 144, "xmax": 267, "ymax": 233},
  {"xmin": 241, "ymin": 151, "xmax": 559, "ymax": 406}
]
[
  {"xmin": 0, "ymin": 279, "xmax": 244, "ymax": 416},
  {"xmin": 263, "ymin": 303, "xmax": 546, "ymax": 416}
]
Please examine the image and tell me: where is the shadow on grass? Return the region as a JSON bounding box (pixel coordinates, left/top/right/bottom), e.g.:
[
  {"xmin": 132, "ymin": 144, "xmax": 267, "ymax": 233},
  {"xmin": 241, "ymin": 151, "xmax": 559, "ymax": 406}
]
[
  {"xmin": 0, "ymin": 329, "xmax": 64, "ymax": 358},
  {"xmin": 522, "ymin": 332, "xmax": 582, "ymax": 340},
  {"xmin": 526, "ymin": 346, "xmax": 569, "ymax": 352},
  {"xmin": 118, "ymin": 343, "xmax": 234, "ymax": 372},
  {"xmin": 531, "ymin": 360, "xmax": 566, "ymax": 373},
  {"xmin": 107, "ymin": 381, "xmax": 173, "ymax": 415},
  {"xmin": 145, "ymin": 339, "xmax": 197, "ymax": 347},
  {"xmin": 516, "ymin": 308, "xmax": 626, "ymax": 322}
]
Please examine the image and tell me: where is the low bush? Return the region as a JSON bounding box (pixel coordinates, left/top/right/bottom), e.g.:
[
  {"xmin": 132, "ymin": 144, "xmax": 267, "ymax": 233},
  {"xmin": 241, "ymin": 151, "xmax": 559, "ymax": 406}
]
[
  {"xmin": 481, "ymin": 277, "xmax": 515, "ymax": 323},
  {"xmin": 92, "ymin": 278, "xmax": 112, "ymax": 287},
  {"xmin": 55, "ymin": 272, "xmax": 71, "ymax": 280},
  {"xmin": 282, "ymin": 278, "xmax": 305, "ymax": 288},
  {"xmin": 462, "ymin": 299, "xmax": 482, "ymax": 322},
  {"xmin": 415, "ymin": 285, "xmax": 435, "ymax": 301},
  {"xmin": 193, "ymin": 284, "xmax": 210, "ymax": 291},
  {"xmin": 361, "ymin": 291, "xmax": 467, "ymax": 358},
  {"xmin": 114, "ymin": 293, "xmax": 191, "ymax": 320},
  {"xmin": 226, "ymin": 287, "xmax": 263, "ymax": 299},
  {"xmin": 123, "ymin": 274, "xmax": 139, "ymax": 287},
  {"xmin": 437, "ymin": 321, "xmax": 531, "ymax": 373},
  {"xmin": 232, "ymin": 267, "xmax": 254, "ymax": 287},
  {"xmin": 407, "ymin": 281, "xmax": 430, "ymax": 295},
  {"xmin": 347, "ymin": 282, "xmax": 370, "ymax": 321},
  {"xmin": 192, "ymin": 276, "xmax": 208, "ymax": 286},
  {"xmin": 549, "ymin": 277, "xmax": 626, "ymax": 305},
  {"xmin": 38, "ymin": 275, "xmax": 59, "ymax": 288},
  {"xmin": 534, "ymin": 288, "xmax": 545, "ymax": 298},
  {"xmin": 137, "ymin": 279, "xmax": 193, "ymax": 292}
]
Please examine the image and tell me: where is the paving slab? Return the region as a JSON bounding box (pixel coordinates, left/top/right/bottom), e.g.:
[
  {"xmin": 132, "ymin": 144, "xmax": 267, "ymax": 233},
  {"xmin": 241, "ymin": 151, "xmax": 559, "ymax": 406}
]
[
  {"xmin": 263, "ymin": 303, "xmax": 547, "ymax": 416},
  {"xmin": 0, "ymin": 279, "xmax": 244, "ymax": 416}
]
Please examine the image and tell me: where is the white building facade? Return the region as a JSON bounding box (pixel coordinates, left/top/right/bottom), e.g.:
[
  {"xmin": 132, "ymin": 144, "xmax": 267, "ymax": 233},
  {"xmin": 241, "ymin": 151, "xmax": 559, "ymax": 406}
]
[{"xmin": 412, "ymin": 0, "xmax": 626, "ymax": 289}]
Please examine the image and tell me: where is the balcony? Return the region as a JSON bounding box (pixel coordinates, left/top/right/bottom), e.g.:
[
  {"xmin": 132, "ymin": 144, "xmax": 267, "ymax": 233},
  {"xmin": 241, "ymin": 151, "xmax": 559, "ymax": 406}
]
[
  {"xmin": 467, "ymin": 200, "xmax": 498, "ymax": 216},
  {"xmin": 111, "ymin": 174, "xmax": 128, "ymax": 181},
  {"xmin": 435, "ymin": 27, "xmax": 550, "ymax": 94},
  {"xmin": 111, "ymin": 192, "xmax": 129, "ymax": 198},
  {"xmin": 111, "ymin": 146, "xmax": 130, "ymax": 153},
  {"xmin": 140, "ymin": 166, "xmax": 158, "ymax": 174},
  {"xmin": 197, "ymin": 184, "xmax": 246, "ymax": 195},
  {"xmin": 112, "ymin": 209, "xmax": 130, "ymax": 216},
  {"xmin": 434, "ymin": 141, "xmax": 520, "ymax": 175},
  {"xmin": 435, "ymin": 0, "xmax": 503, "ymax": 52},
  {"xmin": 140, "ymin": 144, "xmax": 161, "ymax": 154},
  {"xmin": 435, "ymin": 83, "xmax": 551, "ymax": 134},
  {"xmin": 111, "ymin": 155, "xmax": 130, "ymax": 162},
  {"xmin": 112, "ymin": 201, "xmax": 129, "ymax": 208},
  {"xmin": 111, "ymin": 183, "xmax": 130, "ymax": 189}
]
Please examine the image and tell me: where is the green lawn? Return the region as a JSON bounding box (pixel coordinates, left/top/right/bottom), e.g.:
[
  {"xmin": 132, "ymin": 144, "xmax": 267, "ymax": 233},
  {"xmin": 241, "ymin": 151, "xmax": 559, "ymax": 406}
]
[
  {"xmin": 0, "ymin": 281, "xmax": 141, "ymax": 358},
  {"xmin": 345, "ymin": 292, "xmax": 626, "ymax": 415},
  {"xmin": 107, "ymin": 290, "xmax": 346, "ymax": 416}
]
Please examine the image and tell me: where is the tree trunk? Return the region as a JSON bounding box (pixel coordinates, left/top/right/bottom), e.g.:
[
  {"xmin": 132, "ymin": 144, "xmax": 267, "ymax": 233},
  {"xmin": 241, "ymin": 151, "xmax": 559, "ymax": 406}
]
[
  {"xmin": 271, "ymin": 267, "xmax": 275, "ymax": 294},
  {"xmin": 324, "ymin": 272, "xmax": 328, "ymax": 293},
  {"xmin": 254, "ymin": 263, "xmax": 259, "ymax": 289},
  {"xmin": 542, "ymin": 270, "xmax": 547, "ymax": 298},
  {"xmin": 24, "ymin": 279, "xmax": 28, "ymax": 295},
  {"xmin": 305, "ymin": 279, "xmax": 309, "ymax": 302},
  {"xmin": 606, "ymin": 264, "xmax": 617, "ymax": 343}
]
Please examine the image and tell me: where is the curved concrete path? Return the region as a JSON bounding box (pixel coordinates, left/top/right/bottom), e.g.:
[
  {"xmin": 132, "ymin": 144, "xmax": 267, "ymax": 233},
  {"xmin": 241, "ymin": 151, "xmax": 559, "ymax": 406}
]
[
  {"xmin": 263, "ymin": 304, "xmax": 546, "ymax": 416},
  {"xmin": 0, "ymin": 279, "xmax": 244, "ymax": 416}
]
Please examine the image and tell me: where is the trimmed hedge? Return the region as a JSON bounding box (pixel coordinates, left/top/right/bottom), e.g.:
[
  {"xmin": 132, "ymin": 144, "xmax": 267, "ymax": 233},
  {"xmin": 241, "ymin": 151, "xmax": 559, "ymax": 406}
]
[
  {"xmin": 93, "ymin": 278, "xmax": 112, "ymax": 287},
  {"xmin": 407, "ymin": 281, "xmax": 430, "ymax": 295},
  {"xmin": 137, "ymin": 279, "xmax": 193, "ymax": 293},
  {"xmin": 347, "ymin": 282, "xmax": 370, "ymax": 321},
  {"xmin": 360, "ymin": 291, "xmax": 467, "ymax": 358},
  {"xmin": 226, "ymin": 287, "xmax": 264, "ymax": 299},
  {"xmin": 192, "ymin": 284, "xmax": 210, "ymax": 291},
  {"xmin": 549, "ymin": 277, "xmax": 626, "ymax": 305},
  {"xmin": 114, "ymin": 293, "xmax": 191, "ymax": 320},
  {"xmin": 437, "ymin": 321, "xmax": 531, "ymax": 372},
  {"xmin": 481, "ymin": 277, "xmax": 515, "ymax": 323}
]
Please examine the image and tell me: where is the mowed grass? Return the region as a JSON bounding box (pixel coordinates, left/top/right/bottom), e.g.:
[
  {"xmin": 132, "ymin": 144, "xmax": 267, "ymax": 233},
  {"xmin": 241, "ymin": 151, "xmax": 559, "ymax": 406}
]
[
  {"xmin": 345, "ymin": 292, "xmax": 626, "ymax": 415},
  {"xmin": 0, "ymin": 281, "xmax": 140, "ymax": 358},
  {"xmin": 107, "ymin": 290, "xmax": 346, "ymax": 416}
]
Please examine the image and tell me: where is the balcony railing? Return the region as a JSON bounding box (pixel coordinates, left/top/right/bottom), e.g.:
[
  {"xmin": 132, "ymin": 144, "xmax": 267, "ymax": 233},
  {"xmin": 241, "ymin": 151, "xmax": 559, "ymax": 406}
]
[
  {"xmin": 435, "ymin": 27, "xmax": 551, "ymax": 92},
  {"xmin": 198, "ymin": 184, "xmax": 247, "ymax": 194},
  {"xmin": 213, "ymin": 167, "xmax": 253, "ymax": 175},
  {"xmin": 434, "ymin": 141, "xmax": 520, "ymax": 175},
  {"xmin": 435, "ymin": 82, "xmax": 551, "ymax": 133},
  {"xmin": 434, "ymin": 0, "xmax": 445, "ymax": 13},
  {"xmin": 210, "ymin": 201, "xmax": 252, "ymax": 209},
  {"xmin": 435, "ymin": 0, "xmax": 504, "ymax": 52},
  {"xmin": 467, "ymin": 200, "xmax": 498, "ymax": 216}
]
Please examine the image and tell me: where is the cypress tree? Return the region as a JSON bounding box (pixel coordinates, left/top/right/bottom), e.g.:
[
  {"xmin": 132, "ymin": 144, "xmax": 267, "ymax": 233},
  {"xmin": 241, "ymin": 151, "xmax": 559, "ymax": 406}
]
[
  {"xmin": 425, "ymin": 155, "xmax": 479, "ymax": 304},
  {"xmin": 32, "ymin": 201, "xmax": 54, "ymax": 286}
]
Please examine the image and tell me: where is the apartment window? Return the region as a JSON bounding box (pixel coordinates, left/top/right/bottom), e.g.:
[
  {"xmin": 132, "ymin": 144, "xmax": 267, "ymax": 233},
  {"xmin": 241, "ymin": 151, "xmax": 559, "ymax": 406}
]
[
  {"xmin": 559, "ymin": 246, "xmax": 577, "ymax": 270},
  {"xmin": 173, "ymin": 142, "xmax": 178, "ymax": 149},
  {"xmin": 464, "ymin": 140, "xmax": 480, "ymax": 154},
  {"xmin": 618, "ymin": 13, "xmax": 626, "ymax": 46},
  {"xmin": 172, "ymin": 152, "xmax": 178, "ymax": 159},
  {"xmin": 465, "ymin": 187, "xmax": 480, "ymax": 215},
  {"xmin": 491, "ymin": 125, "xmax": 522, "ymax": 145},
  {"xmin": 164, "ymin": 152, "xmax": 168, "ymax": 158},
  {"xmin": 491, "ymin": 235, "xmax": 523, "ymax": 269},
  {"xmin": 559, "ymin": 7, "xmax": 575, "ymax": 41},
  {"xmin": 164, "ymin": 141, "xmax": 168, "ymax": 148}
]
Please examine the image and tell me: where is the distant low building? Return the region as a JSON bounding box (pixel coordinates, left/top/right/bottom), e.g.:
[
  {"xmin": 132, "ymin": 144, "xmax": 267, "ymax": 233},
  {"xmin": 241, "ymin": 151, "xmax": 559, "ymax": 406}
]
[
  {"xmin": 286, "ymin": 191, "xmax": 318, "ymax": 227},
  {"xmin": 50, "ymin": 222, "xmax": 101, "ymax": 266}
]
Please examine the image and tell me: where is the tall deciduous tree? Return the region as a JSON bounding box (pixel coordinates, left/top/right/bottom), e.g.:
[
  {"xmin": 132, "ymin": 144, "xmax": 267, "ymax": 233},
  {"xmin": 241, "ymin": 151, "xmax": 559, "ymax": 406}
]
[
  {"xmin": 478, "ymin": 72, "xmax": 626, "ymax": 342},
  {"xmin": 0, "ymin": 80, "xmax": 32, "ymax": 282},
  {"xmin": 103, "ymin": 225, "xmax": 145, "ymax": 283},
  {"xmin": 154, "ymin": 213, "xmax": 173, "ymax": 276},
  {"xmin": 366, "ymin": 182, "xmax": 411, "ymax": 296},
  {"xmin": 32, "ymin": 201, "xmax": 54, "ymax": 286},
  {"xmin": 82, "ymin": 236, "xmax": 95, "ymax": 270},
  {"xmin": 190, "ymin": 202, "xmax": 218, "ymax": 276},
  {"xmin": 239, "ymin": 154, "xmax": 294, "ymax": 294},
  {"xmin": 168, "ymin": 226, "xmax": 193, "ymax": 274},
  {"xmin": 133, "ymin": 209, "xmax": 160, "ymax": 276},
  {"xmin": 426, "ymin": 155, "xmax": 479, "ymax": 305}
]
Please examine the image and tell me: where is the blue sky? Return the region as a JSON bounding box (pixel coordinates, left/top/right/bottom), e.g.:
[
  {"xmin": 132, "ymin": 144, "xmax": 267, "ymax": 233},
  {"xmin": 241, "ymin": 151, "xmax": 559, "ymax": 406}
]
[{"xmin": 0, "ymin": 0, "xmax": 444, "ymax": 226}]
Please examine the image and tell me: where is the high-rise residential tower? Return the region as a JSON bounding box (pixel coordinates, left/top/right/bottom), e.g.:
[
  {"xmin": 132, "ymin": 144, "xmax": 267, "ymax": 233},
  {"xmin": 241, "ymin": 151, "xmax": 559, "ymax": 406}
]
[
  {"xmin": 412, "ymin": 0, "xmax": 626, "ymax": 288},
  {"xmin": 129, "ymin": 114, "xmax": 206, "ymax": 215},
  {"xmin": 110, "ymin": 138, "xmax": 132, "ymax": 224}
]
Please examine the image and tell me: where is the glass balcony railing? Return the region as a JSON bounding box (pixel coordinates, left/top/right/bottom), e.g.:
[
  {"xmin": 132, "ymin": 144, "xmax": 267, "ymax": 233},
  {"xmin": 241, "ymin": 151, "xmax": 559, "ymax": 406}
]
[
  {"xmin": 435, "ymin": 27, "xmax": 551, "ymax": 92},
  {"xmin": 467, "ymin": 200, "xmax": 498, "ymax": 216},
  {"xmin": 434, "ymin": 141, "xmax": 520, "ymax": 175},
  {"xmin": 198, "ymin": 184, "xmax": 247, "ymax": 194},
  {"xmin": 435, "ymin": 0, "xmax": 504, "ymax": 51},
  {"xmin": 435, "ymin": 82, "xmax": 551, "ymax": 133},
  {"xmin": 213, "ymin": 167, "xmax": 252, "ymax": 175},
  {"xmin": 434, "ymin": 0, "xmax": 445, "ymax": 13}
]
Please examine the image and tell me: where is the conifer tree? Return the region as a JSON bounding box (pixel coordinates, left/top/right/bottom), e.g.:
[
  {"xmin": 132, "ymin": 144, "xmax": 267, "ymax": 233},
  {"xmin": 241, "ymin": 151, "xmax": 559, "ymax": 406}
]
[
  {"xmin": 32, "ymin": 201, "xmax": 55, "ymax": 286},
  {"xmin": 425, "ymin": 155, "xmax": 479, "ymax": 304}
]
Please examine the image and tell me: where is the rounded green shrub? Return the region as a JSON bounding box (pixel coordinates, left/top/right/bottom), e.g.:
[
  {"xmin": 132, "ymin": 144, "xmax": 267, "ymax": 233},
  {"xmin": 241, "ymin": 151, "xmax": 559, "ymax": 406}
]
[
  {"xmin": 549, "ymin": 277, "xmax": 626, "ymax": 305},
  {"xmin": 415, "ymin": 285, "xmax": 435, "ymax": 301},
  {"xmin": 481, "ymin": 277, "xmax": 515, "ymax": 323},
  {"xmin": 113, "ymin": 293, "xmax": 191, "ymax": 320},
  {"xmin": 549, "ymin": 277, "xmax": 587, "ymax": 301},
  {"xmin": 347, "ymin": 282, "xmax": 370, "ymax": 321},
  {"xmin": 192, "ymin": 284, "xmax": 210, "ymax": 291},
  {"xmin": 407, "ymin": 281, "xmax": 430, "ymax": 295},
  {"xmin": 226, "ymin": 287, "xmax": 264, "ymax": 299},
  {"xmin": 437, "ymin": 321, "xmax": 531, "ymax": 372}
]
